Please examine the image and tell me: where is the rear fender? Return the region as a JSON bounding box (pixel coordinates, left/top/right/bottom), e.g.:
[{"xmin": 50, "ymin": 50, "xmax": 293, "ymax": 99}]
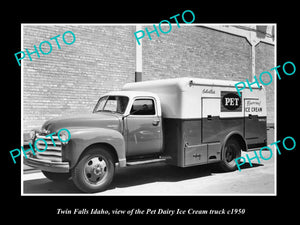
[{"xmin": 221, "ymin": 131, "xmax": 247, "ymax": 159}]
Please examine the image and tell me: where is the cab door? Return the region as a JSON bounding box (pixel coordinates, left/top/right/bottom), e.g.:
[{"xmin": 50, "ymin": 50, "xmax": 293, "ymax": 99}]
[{"xmin": 125, "ymin": 97, "xmax": 163, "ymax": 157}]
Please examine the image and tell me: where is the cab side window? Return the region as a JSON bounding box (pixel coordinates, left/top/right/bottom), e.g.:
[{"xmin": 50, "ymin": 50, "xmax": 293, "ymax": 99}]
[{"xmin": 130, "ymin": 99, "xmax": 155, "ymax": 115}]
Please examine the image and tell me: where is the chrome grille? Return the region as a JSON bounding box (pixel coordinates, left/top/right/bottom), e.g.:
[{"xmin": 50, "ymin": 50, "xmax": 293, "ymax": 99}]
[{"xmin": 34, "ymin": 134, "xmax": 62, "ymax": 162}]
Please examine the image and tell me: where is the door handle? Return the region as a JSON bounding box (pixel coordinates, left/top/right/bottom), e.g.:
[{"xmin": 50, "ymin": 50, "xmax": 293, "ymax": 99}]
[{"xmin": 152, "ymin": 119, "xmax": 160, "ymax": 126}]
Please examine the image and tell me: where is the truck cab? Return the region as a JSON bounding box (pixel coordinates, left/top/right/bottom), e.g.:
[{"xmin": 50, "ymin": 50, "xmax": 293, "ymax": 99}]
[
  {"xmin": 93, "ymin": 91, "xmax": 164, "ymax": 158},
  {"xmin": 24, "ymin": 77, "xmax": 267, "ymax": 193}
]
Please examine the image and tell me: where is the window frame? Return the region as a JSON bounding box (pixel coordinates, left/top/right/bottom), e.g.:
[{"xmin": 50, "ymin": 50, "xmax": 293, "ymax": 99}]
[
  {"xmin": 93, "ymin": 95, "xmax": 129, "ymax": 114},
  {"xmin": 129, "ymin": 97, "xmax": 157, "ymax": 116}
]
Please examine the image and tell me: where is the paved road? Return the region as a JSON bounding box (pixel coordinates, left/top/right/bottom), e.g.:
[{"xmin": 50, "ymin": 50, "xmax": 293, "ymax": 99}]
[{"xmin": 23, "ymin": 150, "xmax": 275, "ymax": 195}]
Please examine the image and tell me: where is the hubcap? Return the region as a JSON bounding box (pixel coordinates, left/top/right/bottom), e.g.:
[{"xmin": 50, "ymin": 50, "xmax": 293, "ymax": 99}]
[{"xmin": 84, "ymin": 156, "xmax": 107, "ymax": 185}]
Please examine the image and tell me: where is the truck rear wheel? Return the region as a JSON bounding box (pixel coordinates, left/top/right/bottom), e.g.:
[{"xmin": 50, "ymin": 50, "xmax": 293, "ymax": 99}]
[
  {"xmin": 219, "ymin": 138, "xmax": 241, "ymax": 172},
  {"xmin": 71, "ymin": 147, "xmax": 115, "ymax": 193}
]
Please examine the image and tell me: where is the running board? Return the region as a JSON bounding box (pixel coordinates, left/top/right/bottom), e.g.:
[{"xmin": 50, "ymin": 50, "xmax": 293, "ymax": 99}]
[{"xmin": 126, "ymin": 156, "xmax": 171, "ymax": 166}]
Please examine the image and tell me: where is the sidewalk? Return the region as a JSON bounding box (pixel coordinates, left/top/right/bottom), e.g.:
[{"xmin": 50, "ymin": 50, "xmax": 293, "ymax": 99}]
[{"xmin": 23, "ymin": 164, "xmax": 40, "ymax": 174}]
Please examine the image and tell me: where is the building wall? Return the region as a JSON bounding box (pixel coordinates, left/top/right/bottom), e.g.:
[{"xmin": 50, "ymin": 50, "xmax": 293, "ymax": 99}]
[
  {"xmin": 143, "ymin": 26, "xmax": 252, "ymax": 82},
  {"xmin": 255, "ymin": 42, "xmax": 275, "ymax": 125},
  {"xmin": 23, "ymin": 25, "xmax": 136, "ymax": 133},
  {"xmin": 22, "ymin": 25, "xmax": 275, "ymax": 135}
]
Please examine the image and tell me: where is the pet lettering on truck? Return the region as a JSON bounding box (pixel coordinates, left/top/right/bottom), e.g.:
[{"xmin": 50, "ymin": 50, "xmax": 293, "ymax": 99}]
[{"xmin": 24, "ymin": 77, "xmax": 267, "ymax": 193}]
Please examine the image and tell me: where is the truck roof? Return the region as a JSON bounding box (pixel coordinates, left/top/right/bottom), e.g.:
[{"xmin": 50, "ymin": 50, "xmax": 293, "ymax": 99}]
[
  {"xmin": 105, "ymin": 90, "xmax": 158, "ymax": 98},
  {"xmin": 122, "ymin": 77, "xmax": 260, "ymax": 91},
  {"xmin": 122, "ymin": 77, "xmax": 265, "ymax": 119}
]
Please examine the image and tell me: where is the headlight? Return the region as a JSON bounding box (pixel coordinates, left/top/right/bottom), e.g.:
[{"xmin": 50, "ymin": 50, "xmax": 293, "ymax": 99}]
[
  {"xmin": 58, "ymin": 128, "xmax": 71, "ymax": 143},
  {"xmin": 29, "ymin": 130, "xmax": 36, "ymax": 139}
]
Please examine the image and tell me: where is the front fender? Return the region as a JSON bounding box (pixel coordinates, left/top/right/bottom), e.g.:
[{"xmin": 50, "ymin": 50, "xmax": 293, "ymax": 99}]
[{"xmin": 62, "ymin": 127, "xmax": 126, "ymax": 169}]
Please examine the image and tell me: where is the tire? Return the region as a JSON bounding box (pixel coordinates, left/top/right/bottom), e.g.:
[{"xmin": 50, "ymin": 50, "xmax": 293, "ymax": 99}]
[
  {"xmin": 219, "ymin": 138, "xmax": 242, "ymax": 172},
  {"xmin": 71, "ymin": 147, "xmax": 115, "ymax": 193},
  {"xmin": 42, "ymin": 171, "xmax": 71, "ymax": 182}
]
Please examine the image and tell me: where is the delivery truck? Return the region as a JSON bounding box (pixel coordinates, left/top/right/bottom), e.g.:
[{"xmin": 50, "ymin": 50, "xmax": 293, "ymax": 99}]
[{"xmin": 24, "ymin": 77, "xmax": 267, "ymax": 193}]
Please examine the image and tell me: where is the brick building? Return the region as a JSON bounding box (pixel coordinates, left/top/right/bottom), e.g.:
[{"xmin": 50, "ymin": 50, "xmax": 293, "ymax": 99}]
[{"xmin": 22, "ymin": 24, "xmax": 275, "ymax": 136}]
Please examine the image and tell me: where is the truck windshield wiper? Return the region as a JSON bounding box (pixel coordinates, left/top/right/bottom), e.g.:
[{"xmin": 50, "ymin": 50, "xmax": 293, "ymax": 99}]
[{"xmin": 95, "ymin": 110, "xmax": 124, "ymax": 114}]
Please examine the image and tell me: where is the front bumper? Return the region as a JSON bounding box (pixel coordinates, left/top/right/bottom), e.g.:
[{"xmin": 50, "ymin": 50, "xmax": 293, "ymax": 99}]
[{"xmin": 24, "ymin": 157, "xmax": 70, "ymax": 173}]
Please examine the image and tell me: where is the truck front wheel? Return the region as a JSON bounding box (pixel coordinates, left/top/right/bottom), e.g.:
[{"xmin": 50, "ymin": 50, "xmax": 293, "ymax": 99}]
[
  {"xmin": 71, "ymin": 147, "xmax": 115, "ymax": 193},
  {"xmin": 219, "ymin": 138, "xmax": 241, "ymax": 172}
]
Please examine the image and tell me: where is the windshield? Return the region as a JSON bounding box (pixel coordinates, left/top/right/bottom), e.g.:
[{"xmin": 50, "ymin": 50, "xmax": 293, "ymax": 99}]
[{"xmin": 93, "ymin": 95, "xmax": 129, "ymax": 114}]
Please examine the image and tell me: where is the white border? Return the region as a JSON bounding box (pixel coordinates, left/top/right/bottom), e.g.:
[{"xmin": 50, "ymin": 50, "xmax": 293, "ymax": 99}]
[
  {"xmin": 274, "ymin": 24, "xmax": 277, "ymax": 196},
  {"xmin": 21, "ymin": 24, "xmax": 24, "ymax": 195},
  {"xmin": 21, "ymin": 23, "xmax": 277, "ymax": 196}
]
